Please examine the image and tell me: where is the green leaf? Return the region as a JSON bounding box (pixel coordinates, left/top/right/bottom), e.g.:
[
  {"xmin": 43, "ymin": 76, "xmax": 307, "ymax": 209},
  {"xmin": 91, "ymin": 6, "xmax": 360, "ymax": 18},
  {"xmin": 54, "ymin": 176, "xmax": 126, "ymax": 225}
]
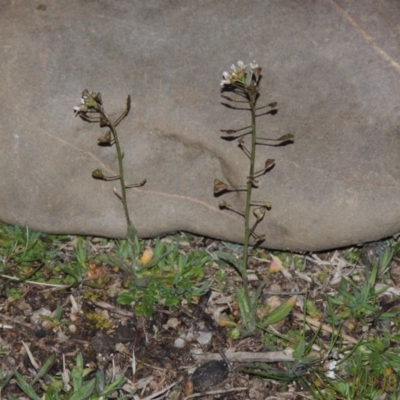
[
  {"xmin": 258, "ymin": 296, "xmax": 297, "ymax": 328},
  {"xmin": 69, "ymin": 378, "xmax": 96, "ymax": 400},
  {"xmin": 95, "ymin": 370, "xmax": 105, "ymax": 393},
  {"xmin": 101, "ymin": 375, "xmax": 126, "ymax": 397},
  {"xmin": 13, "ymin": 370, "xmax": 42, "ymax": 400},
  {"xmin": 0, "ymin": 373, "xmax": 13, "ymax": 393},
  {"xmin": 236, "ymin": 287, "xmax": 256, "ymax": 334},
  {"xmin": 117, "ymin": 291, "xmax": 135, "ymax": 305},
  {"xmin": 293, "ymin": 341, "xmax": 307, "ymax": 360},
  {"xmin": 71, "ymin": 353, "xmax": 85, "ymax": 392},
  {"xmin": 59, "ymin": 264, "xmax": 83, "ymax": 283},
  {"xmin": 32, "ymin": 353, "xmax": 56, "ymax": 385}
]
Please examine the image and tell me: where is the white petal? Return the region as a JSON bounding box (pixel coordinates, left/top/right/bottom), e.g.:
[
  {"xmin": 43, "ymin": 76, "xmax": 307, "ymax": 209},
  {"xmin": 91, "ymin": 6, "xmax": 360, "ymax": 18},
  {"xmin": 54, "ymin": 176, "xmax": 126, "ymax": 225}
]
[{"xmin": 250, "ymin": 61, "xmax": 258, "ymax": 69}]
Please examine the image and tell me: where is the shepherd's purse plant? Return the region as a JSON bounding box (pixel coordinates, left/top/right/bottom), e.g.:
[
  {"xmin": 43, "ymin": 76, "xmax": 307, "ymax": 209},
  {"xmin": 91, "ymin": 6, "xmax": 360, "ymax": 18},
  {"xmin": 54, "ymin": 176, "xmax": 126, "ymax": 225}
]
[
  {"xmin": 216, "ymin": 60, "xmax": 294, "ymax": 337},
  {"xmin": 74, "ymin": 91, "xmax": 145, "ymax": 270}
]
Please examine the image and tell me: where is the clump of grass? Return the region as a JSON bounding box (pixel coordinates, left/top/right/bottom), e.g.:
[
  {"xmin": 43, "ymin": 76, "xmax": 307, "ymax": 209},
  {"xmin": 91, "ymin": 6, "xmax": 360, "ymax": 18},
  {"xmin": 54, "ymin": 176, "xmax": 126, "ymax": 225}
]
[
  {"xmin": 0, "ymin": 223, "xmax": 72, "ymax": 298},
  {"xmin": 6, "ymin": 353, "xmax": 126, "ymax": 399},
  {"xmin": 117, "ymin": 239, "xmax": 211, "ymax": 315}
]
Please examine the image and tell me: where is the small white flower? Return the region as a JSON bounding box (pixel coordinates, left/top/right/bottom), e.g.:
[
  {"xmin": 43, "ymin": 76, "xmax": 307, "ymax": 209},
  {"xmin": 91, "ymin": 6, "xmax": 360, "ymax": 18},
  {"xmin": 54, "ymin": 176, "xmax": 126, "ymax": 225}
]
[
  {"xmin": 232, "ymin": 61, "xmax": 246, "ymax": 78},
  {"xmin": 326, "ymin": 360, "xmax": 337, "ymax": 379},
  {"xmin": 250, "ymin": 61, "xmax": 258, "ymax": 70},
  {"xmin": 221, "ymin": 71, "xmax": 233, "ymax": 86},
  {"xmin": 73, "ymin": 104, "xmax": 88, "ymax": 116},
  {"xmin": 220, "ymin": 79, "xmax": 231, "ymax": 87},
  {"xmin": 221, "ymin": 60, "xmax": 253, "ymax": 87},
  {"xmin": 231, "ymin": 61, "xmax": 245, "ymax": 73}
]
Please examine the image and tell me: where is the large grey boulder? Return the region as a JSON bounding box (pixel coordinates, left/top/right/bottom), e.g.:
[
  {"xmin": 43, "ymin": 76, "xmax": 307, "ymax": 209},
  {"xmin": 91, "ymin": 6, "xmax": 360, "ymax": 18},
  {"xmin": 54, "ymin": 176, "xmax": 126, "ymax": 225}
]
[{"xmin": 1, "ymin": 0, "xmax": 400, "ymax": 251}]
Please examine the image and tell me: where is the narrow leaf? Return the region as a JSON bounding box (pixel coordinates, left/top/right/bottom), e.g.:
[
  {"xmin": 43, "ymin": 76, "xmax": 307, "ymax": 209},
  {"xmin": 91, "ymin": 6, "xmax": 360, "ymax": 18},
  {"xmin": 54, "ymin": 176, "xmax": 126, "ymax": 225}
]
[
  {"xmin": 258, "ymin": 296, "xmax": 297, "ymax": 328},
  {"xmin": 32, "ymin": 353, "xmax": 56, "ymax": 385},
  {"xmin": 69, "ymin": 378, "xmax": 95, "ymax": 400},
  {"xmin": 14, "ymin": 371, "xmax": 42, "ymax": 400}
]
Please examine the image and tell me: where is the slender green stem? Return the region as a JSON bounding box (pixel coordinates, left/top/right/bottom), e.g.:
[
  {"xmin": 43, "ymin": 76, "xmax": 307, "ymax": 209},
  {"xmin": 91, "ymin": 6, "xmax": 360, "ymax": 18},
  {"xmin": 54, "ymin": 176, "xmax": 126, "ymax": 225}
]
[
  {"xmin": 241, "ymin": 90, "xmax": 258, "ymax": 288},
  {"xmin": 101, "ymin": 110, "xmax": 137, "ymax": 261}
]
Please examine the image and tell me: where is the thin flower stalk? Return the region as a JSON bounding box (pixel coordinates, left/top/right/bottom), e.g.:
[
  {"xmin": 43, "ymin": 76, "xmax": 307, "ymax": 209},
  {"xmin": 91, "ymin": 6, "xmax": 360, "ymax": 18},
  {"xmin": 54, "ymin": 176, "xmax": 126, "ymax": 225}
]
[
  {"xmin": 218, "ymin": 61, "xmax": 293, "ymax": 336},
  {"xmin": 241, "ymin": 84, "xmax": 258, "ymax": 288},
  {"xmin": 74, "ymin": 91, "xmax": 144, "ymax": 265}
]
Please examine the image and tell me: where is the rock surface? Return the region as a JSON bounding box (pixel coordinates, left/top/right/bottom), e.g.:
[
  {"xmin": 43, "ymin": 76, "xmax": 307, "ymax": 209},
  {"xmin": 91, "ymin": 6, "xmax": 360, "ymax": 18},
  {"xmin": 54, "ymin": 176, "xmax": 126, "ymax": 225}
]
[{"xmin": 1, "ymin": 0, "xmax": 400, "ymax": 251}]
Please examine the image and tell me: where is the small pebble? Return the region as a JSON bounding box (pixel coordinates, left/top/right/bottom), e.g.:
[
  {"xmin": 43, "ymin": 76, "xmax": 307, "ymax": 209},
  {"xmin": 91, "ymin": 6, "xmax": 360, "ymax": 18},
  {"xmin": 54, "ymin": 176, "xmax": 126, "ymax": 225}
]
[
  {"xmin": 247, "ymin": 273, "xmax": 259, "ymax": 281},
  {"xmin": 191, "ymin": 360, "xmax": 229, "ymax": 392},
  {"xmin": 269, "ymin": 283, "xmax": 282, "ymax": 294},
  {"xmin": 90, "ymin": 332, "xmax": 114, "ymax": 355},
  {"xmin": 196, "ymin": 331, "xmax": 212, "ymax": 346},
  {"xmin": 35, "ymin": 329, "xmax": 47, "ymax": 338},
  {"xmin": 266, "ymin": 295, "xmax": 281, "ymax": 309},
  {"xmin": 163, "ymin": 317, "xmax": 179, "ymax": 330},
  {"xmin": 57, "ymin": 330, "xmax": 69, "ymax": 340},
  {"xmin": 174, "ymin": 338, "xmax": 185, "ymax": 348}
]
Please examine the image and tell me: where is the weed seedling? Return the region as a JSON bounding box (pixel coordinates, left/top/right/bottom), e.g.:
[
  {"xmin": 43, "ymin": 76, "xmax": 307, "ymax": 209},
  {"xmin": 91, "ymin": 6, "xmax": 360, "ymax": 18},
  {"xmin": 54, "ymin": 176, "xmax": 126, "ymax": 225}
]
[
  {"xmin": 217, "ymin": 61, "xmax": 294, "ymax": 336},
  {"xmin": 73, "ymin": 94, "xmax": 213, "ymax": 313},
  {"xmin": 74, "ymin": 91, "xmax": 145, "ymax": 270}
]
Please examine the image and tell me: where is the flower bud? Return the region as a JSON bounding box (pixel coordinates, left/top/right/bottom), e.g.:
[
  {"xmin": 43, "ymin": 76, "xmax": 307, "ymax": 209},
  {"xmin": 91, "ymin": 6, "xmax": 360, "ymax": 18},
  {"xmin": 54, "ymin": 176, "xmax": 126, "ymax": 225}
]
[
  {"xmin": 253, "ymin": 207, "xmax": 266, "ymax": 221},
  {"xmin": 92, "ymin": 169, "xmax": 105, "ymax": 179}
]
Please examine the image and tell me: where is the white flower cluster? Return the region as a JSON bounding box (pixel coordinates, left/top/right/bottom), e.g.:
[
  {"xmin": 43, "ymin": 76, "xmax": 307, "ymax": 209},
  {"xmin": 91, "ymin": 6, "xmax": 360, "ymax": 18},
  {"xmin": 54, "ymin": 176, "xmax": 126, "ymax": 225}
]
[
  {"xmin": 220, "ymin": 60, "xmax": 259, "ymax": 87},
  {"xmin": 73, "ymin": 90, "xmax": 101, "ymax": 116}
]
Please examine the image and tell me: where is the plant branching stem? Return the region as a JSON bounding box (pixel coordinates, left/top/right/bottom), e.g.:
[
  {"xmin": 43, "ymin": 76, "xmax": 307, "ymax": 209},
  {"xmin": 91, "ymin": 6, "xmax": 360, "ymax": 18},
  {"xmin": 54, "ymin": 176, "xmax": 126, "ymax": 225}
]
[
  {"xmin": 101, "ymin": 110, "xmax": 137, "ymax": 261},
  {"xmin": 241, "ymin": 89, "xmax": 258, "ymax": 292}
]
